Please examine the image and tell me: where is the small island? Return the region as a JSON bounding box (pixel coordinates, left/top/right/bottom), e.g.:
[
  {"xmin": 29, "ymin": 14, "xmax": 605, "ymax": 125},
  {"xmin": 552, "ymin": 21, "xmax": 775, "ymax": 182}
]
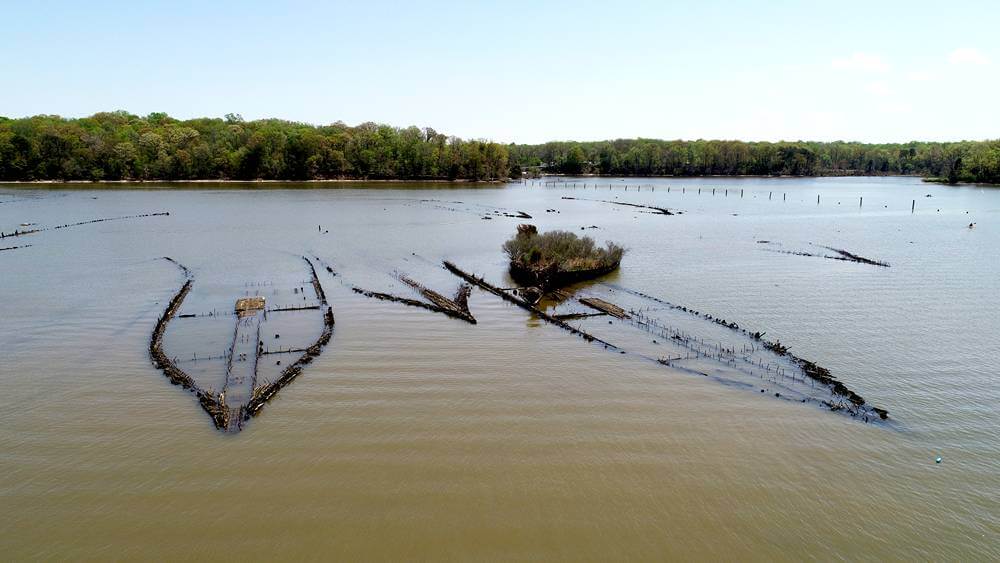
[{"xmin": 503, "ymin": 224, "xmax": 625, "ymax": 296}]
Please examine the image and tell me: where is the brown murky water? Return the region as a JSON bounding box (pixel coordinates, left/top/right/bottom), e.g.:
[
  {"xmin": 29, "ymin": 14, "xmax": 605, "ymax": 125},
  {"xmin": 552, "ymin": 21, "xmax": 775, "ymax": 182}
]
[{"xmin": 1, "ymin": 178, "xmax": 998, "ymax": 559}]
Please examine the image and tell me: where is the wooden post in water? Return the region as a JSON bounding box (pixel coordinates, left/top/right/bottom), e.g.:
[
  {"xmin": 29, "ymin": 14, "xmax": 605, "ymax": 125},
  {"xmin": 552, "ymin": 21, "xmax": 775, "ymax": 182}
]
[
  {"xmin": 912, "ymin": 199, "xmax": 915, "ymax": 213},
  {"xmin": 783, "ymin": 193, "xmax": 786, "ymax": 201},
  {"xmin": 769, "ymin": 191, "xmax": 772, "ymax": 200},
  {"xmin": 860, "ymin": 197, "xmax": 863, "ymax": 207},
  {"xmin": 741, "ymin": 189, "xmax": 743, "ymax": 198},
  {"xmin": 817, "ymin": 194, "xmax": 820, "ymax": 205}
]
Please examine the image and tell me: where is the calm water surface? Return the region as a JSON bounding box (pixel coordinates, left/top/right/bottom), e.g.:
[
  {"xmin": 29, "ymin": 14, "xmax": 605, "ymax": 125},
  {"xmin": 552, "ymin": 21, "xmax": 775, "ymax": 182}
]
[{"xmin": 1, "ymin": 177, "xmax": 998, "ymax": 559}]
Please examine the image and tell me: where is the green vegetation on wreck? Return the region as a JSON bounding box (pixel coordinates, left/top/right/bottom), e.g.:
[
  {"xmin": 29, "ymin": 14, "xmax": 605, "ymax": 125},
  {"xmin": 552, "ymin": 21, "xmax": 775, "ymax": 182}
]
[
  {"xmin": 503, "ymin": 224, "xmax": 625, "ymax": 289},
  {"xmin": 508, "ymin": 138, "xmax": 1000, "ymax": 184},
  {"xmin": 0, "ymin": 112, "xmax": 508, "ymax": 181}
]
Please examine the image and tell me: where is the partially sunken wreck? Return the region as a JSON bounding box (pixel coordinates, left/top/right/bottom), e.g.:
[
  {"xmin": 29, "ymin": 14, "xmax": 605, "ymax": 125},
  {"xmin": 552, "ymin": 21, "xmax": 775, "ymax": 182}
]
[{"xmin": 150, "ymin": 256, "xmax": 334, "ymax": 432}]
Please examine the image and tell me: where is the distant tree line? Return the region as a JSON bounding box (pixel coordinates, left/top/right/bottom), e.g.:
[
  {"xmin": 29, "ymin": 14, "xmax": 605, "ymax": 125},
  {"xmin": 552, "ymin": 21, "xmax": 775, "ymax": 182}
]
[
  {"xmin": 2, "ymin": 112, "xmax": 998, "ymax": 184},
  {"xmin": 0, "ymin": 112, "xmax": 509, "ymax": 181},
  {"xmin": 508, "ymin": 138, "xmax": 1000, "ymax": 184}
]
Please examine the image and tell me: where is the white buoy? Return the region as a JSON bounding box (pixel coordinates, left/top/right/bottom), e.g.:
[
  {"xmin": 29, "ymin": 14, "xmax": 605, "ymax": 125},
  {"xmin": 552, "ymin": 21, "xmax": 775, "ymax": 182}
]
[{"xmin": 935, "ymin": 457, "xmax": 942, "ymax": 464}]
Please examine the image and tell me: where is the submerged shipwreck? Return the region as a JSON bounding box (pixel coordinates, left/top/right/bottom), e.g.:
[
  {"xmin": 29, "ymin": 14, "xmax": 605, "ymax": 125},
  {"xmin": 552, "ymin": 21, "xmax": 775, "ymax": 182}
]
[
  {"xmin": 150, "ymin": 256, "xmax": 334, "ymax": 432},
  {"xmin": 147, "ymin": 224, "xmax": 886, "ymax": 432},
  {"xmin": 441, "ymin": 228, "xmax": 888, "ymax": 423},
  {"xmin": 503, "ymin": 224, "xmax": 625, "ymax": 300}
]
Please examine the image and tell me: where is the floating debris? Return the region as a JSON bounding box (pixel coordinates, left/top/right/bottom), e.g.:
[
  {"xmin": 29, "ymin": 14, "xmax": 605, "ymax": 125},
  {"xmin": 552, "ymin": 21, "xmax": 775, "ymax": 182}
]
[{"xmin": 0, "ymin": 244, "xmax": 32, "ymax": 252}]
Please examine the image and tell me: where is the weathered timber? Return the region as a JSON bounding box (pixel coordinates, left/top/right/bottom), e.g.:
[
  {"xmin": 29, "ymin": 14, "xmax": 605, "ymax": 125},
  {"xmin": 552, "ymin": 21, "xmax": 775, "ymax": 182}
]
[
  {"xmin": 0, "ymin": 244, "xmax": 32, "ymax": 252},
  {"xmin": 352, "ymin": 284, "xmax": 477, "ymax": 324},
  {"xmin": 554, "ymin": 311, "xmax": 609, "ymax": 321},
  {"xmin": 579, "ymin": 297, "xmax": 630, "ymax": 319},
  {"xmin": 235, "ymin": 297, "xmax": 266, "ymax": 316},
  {"xmin": 453, "ymin": 283, "xmax": 472, "ymax": 311},
  {"xmin": 398, "ymin": 274, "xmax": 476, "ymax": 323},
  {"xmin": 2, "ymin": 212, "xmax": 169, "ymax": 239},
  {"xmin": 443, "ymin": 260, "xmax": 619, "ymax": 349},
  {"xmin": 561, "ymin": 196, "xmax": 674, "ymax": 215},
  {"xmin": 149, "ymin": 257, "xmax": 229, "ymax": 430},
  {"xmin": 266, "ymin": 305, "xmax": 321, "ymax": 313},
  {"xmin": 608, "ymin": 283, "xmax": 888, "ymax": 420},
  {"xmin": 243, "ymin": 257, "xmax": 335, "ymax": 421},
  {"xmin": 760, "ymin": 244, "xmax": 890, "ymax": 267},
  {"xmin": 815, "ymin": 245, "xmax": 890, "ymax": 267},
  {"xmin": 0, "ymin": 228, "xmax": 41, "ymax": 239},
  {"xmin": 509, "ymin": 261, "xmax": 621, "ymax": 292},
  {"xmin": 312, "ymin": 255, "xmax": 337, "ymax": 276},
  {"xmin": 151, "ymin": 256, "xmax": 335, "ymax": 432}
]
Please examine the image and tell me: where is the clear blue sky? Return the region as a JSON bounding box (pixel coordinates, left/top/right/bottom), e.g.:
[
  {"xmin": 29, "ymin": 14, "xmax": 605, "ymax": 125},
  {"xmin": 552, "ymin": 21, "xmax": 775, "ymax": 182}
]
[{"xmin": 1, "ymin": 0, "xmax": 997, "ymax": 143}]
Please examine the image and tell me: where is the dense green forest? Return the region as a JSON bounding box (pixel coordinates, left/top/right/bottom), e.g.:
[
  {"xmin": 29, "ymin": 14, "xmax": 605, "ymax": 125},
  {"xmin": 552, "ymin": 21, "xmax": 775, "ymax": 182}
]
[
  {"xmin": 1, "ymin": 112, "xmax": 998, "ymax": 184},
  {"xmin": 0, "ymin": 112, "xmax": 509, "ymax": 181},
  {"xmin": 508, "ymin": 139, "xmax": 1000, "ymax": 184}
]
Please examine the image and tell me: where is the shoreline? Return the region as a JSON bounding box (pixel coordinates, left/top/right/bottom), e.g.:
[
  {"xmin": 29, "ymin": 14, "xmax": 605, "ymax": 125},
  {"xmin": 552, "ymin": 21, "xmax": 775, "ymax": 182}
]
[
  {"xmin": 532, "ymin": 172, "xmax": 927, "ymax": 180},
  {"xmin": 0, "ymin": 178, "xmax": 506, "ymax": 185},
  {"xmin": 528, "ymin": 173, "xmax": 997, "ymax": 186},
  {"xmin": 2, "ymin": 176, "xmax": 995, "ymax": 187}
]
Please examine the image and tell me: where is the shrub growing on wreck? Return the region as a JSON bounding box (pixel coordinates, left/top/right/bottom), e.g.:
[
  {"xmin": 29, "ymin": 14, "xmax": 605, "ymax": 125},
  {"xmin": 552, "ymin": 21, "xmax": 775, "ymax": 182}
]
[{"xmin": 503, "ymin": 224, "xmax": 625, "ymax": 288}]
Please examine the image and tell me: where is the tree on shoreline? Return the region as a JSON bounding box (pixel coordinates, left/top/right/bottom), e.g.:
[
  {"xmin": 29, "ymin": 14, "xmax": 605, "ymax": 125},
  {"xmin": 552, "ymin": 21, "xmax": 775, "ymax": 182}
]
[
  {"xmin": 2, "ymin": 112, "xmax": 998, "ymax": 184},
  {"xmin": 507, "ymin": 138, "xmax": 1000, "ymax": 184},
  {"xmin": 0, "ymin": 112, "xmax": 509, "ymax": 182}
]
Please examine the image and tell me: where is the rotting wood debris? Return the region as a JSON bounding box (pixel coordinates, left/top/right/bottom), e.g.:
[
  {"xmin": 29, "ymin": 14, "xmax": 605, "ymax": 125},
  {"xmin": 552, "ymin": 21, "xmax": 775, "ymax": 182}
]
[
  {"xmin": 352, "ymin": 273, "xmax": 476, "ymax": 324},
  {"xmin": 443, "ymin": 260, "xmax": 618, "ymax": 349}
]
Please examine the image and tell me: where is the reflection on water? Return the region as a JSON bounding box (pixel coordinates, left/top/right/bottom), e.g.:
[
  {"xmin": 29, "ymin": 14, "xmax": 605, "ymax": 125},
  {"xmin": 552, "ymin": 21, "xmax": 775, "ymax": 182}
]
[{"xmin": 1, "ymin": 177, "xmax": 998, "ymax": 559}]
